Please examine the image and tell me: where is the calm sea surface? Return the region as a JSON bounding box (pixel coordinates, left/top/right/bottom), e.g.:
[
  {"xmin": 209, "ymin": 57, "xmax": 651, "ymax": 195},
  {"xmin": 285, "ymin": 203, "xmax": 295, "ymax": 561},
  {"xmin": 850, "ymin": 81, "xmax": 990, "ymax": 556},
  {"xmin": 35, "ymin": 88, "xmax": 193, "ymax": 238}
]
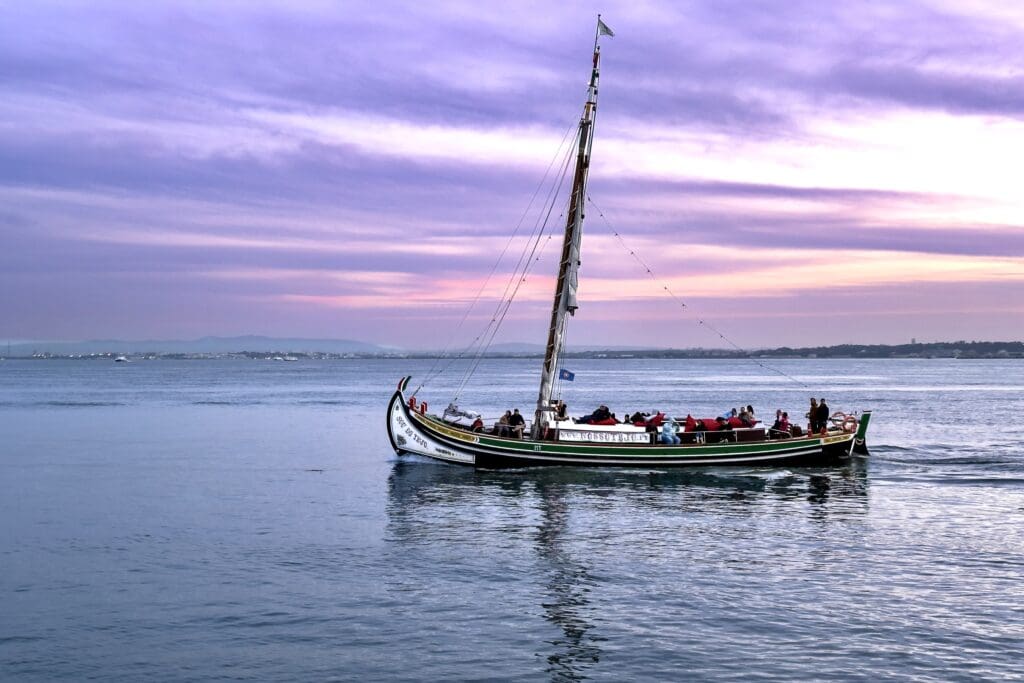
[{"xmin": 2, "ymin": 358, "xmax": 1023, "ymax": 681}]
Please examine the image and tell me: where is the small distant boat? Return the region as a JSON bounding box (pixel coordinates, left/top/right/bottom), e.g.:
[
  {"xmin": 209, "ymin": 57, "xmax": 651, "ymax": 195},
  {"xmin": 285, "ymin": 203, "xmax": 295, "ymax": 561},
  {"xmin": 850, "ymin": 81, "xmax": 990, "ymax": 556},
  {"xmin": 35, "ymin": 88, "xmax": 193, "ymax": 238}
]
[
  {"xmin": 385, "ymin": 18, "xmax": 872, "ymax": 469},
  {"xmin": 282, "ymin": 356, "xmax": 299, "ymax": 362},
  {"xmin": 114, "ymin": 356, "xmax": 129, "ymax": 363}
]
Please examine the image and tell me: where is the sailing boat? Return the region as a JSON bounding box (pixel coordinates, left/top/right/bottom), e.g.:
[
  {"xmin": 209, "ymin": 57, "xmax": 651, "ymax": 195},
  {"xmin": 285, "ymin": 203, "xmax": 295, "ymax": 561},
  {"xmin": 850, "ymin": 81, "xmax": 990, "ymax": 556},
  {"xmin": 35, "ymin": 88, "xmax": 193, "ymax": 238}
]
[{"xmin": 386, "ymin": 18, "xmax": 872, "ymax": 468}]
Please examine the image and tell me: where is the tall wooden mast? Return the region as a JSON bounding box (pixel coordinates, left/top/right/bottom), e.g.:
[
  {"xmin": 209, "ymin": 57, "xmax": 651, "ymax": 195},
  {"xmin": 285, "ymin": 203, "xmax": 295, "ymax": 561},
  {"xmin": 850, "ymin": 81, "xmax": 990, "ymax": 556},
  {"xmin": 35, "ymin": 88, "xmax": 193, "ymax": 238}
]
[{"xmin": 532, "ymin": 17, "xmax": 608, "ymax": 437}]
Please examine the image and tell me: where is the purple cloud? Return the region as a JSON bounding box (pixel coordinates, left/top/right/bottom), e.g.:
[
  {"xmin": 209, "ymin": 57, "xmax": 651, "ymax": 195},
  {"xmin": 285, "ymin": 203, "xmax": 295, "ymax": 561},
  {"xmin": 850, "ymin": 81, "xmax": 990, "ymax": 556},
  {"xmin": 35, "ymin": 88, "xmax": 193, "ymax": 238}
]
[{"xmin": 2, "ymin": 1, "xmax": 1023, "ymax": 346}]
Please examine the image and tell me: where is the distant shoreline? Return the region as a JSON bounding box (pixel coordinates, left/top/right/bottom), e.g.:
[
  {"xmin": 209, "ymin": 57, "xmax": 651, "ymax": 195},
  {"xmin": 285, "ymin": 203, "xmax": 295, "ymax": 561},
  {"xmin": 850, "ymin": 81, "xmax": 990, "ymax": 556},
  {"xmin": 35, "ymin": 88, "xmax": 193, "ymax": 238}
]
[{"xmin": 7, "ymin": 341, "xmax": 1023, "ymax": 361}]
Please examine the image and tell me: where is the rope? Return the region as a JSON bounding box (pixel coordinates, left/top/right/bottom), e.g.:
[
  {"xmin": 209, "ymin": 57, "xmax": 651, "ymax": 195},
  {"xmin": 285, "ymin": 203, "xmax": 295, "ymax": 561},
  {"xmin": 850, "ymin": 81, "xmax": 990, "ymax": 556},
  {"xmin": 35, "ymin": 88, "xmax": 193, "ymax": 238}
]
[
  {"xmin": 412, "ymin": 119, "xmax": 578, "ymax": 397},
  {"xmin": 454, "ymin": 196, "xmax": 565, "ymax": 400},
  {"xmin": 586, "ymin": 195, "xmax": 809, "ymax": 389},
  {"xmin": 448, "ymin": 131, "xmax": 578, "ymax": 401}
]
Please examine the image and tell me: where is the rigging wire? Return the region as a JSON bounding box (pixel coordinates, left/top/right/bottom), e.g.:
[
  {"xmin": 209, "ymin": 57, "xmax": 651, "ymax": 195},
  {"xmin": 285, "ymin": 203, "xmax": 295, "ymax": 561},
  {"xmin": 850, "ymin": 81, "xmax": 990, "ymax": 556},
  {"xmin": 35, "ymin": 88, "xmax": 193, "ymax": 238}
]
[
  {"xmin": 474, "ymin": 149, "xmax": 573, "ymax": 356},
  {"xmin": 586, "ymin": 195, "xmax": 809, "ymax": 389},
  {"xmin": 453, "ymin": 185, "xmax": 572, "ymax": 398},
  {"xmin": 412, "ymin": 119, "xmax": 579, "ymax": 397},
  {"xmin": 449, "ymin": 146, "xmax": 576, "ymax": 398},
  {"xmin": 456, "ymin": 229, "xmax": 558, "ymax": 401},
  {"xmin": 448, "ymin": 130, "xmax": 581, "ymax": 401},
  {"xmin": 432, "ymin": 129, "xmax": 577, "ymax": 402}
]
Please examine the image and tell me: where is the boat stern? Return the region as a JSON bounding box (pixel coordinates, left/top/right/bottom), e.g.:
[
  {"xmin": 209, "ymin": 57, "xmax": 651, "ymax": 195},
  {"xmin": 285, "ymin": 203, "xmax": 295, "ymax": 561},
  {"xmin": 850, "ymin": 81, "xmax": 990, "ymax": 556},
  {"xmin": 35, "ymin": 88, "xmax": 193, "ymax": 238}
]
[{"xmin": 853, "ymin": 410, "xmax": 872, "ymax": 455}]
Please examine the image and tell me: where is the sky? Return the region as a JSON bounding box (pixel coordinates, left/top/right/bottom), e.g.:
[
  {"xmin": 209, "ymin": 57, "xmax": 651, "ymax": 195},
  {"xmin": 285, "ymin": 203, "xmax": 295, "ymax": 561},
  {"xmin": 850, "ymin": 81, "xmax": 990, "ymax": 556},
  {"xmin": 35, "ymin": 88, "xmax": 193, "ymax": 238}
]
[{"xmin": 2, "ymin": 0, "xmax": 1023, "ymax": 349}]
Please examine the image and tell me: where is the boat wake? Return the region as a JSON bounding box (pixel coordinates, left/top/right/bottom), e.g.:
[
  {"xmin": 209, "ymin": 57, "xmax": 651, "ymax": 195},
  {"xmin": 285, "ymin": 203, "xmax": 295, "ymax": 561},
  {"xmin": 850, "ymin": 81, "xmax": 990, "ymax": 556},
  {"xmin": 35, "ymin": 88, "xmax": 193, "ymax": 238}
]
[{"xmin": 867, "ymin": 443, "xmax": 1024, "ymax": 484}]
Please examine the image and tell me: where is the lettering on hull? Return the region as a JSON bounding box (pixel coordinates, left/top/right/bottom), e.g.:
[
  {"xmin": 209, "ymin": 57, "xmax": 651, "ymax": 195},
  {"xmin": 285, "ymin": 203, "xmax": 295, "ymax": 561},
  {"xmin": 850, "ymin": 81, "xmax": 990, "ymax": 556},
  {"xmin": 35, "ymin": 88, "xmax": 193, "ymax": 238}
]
[
  {"xmin": 557, "ymin": 429, "xmax": 649, "ymax": 443},
  {"xmin": 392, "ymin": 403, "xmax": 475, "ymax": 464}
]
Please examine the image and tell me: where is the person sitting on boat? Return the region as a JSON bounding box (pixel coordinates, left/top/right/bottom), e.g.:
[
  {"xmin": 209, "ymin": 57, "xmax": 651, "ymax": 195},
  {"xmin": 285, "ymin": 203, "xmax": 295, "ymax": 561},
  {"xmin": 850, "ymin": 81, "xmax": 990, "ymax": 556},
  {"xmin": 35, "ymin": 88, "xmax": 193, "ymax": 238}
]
[
  {"xmin": 577, "ymin": 405, "xmax": 611, "ymax": 424},
  {"xmin": 494, "ymin": 411, "xmax": 512, "ymax": 437},
  {"xmin": 779, "ymin": 412, "xmax": 791, "ymax": 434},
  {"xmin": 715, "ymin": 416, "xmax": 732, "ymax": 430},
  {"xmin": 629, "ymin": 410, "xmax": 647, "ymax": 425},
  {"xmin": 552, "ymin": 400, "xmax": 569, "ymax": 421},
  {"xmin": 508, "ymin": 408, "xmax": 526, "ymax": 438},
  {"xmin": 770, "ymin": 410, "xmax": 791, "ymax": 438},
  {"xmin": 738, "ymin": 406, "xmax": 755, "ymax": 427},
  {"xmin": 659, "ymin": 418, "xmax": 680, "ymax": 445},
  {"xmin": 470, "ymin": 417, "xmax": 484, "ymax": 433}
]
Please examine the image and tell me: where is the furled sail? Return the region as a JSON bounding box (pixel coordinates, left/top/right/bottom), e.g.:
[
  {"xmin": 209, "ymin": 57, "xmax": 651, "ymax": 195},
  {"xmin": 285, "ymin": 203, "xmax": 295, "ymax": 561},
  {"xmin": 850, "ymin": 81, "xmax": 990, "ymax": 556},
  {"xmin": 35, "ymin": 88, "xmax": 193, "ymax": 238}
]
[{"xmin": 532, "ymin": 17, "xmax": 610, "ymax": 436}]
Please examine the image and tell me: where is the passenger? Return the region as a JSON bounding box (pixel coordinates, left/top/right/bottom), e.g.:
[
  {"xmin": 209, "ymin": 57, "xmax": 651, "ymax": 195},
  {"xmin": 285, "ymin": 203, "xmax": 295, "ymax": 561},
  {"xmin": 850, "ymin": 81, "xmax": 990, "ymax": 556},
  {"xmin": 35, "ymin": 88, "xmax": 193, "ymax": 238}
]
[
  {"xmin": 508, "ymin": 408, "xmax": 526, "ymax": 438},
  {"xmin": 660, "ymin": 418, "xmax": 680, "ymax": 445},
  {"xmin": 815, "ymin": 398, "xmax": 830, "ymax": 434},
  {"xmin": 807, "ymin": 398, "xmax": 819, "ymax": 432},
  {"xmin": 738, "ymin": 406, "xmax": 754, "ymax": 427},
  {"xmin": 715, "ymin": 416, "xmax": 732, "ymax": 430},
  {"xmin": 494, "ymin": 410, "xmax": 512, "ymax": 437},
  {"xmin": 577, "ymin": 405, "xmax": 610, "ymax": 424},
  {"xmin": 470, "ymin": 417, "xmax": 484, "ymax": 433},
  {"xmin": 553, "ymin": 400, "xmax": 569, "ymax": 421},
  {"xmin": 771, "ymin": 410, "xmax": 791, "ymax": 438}
]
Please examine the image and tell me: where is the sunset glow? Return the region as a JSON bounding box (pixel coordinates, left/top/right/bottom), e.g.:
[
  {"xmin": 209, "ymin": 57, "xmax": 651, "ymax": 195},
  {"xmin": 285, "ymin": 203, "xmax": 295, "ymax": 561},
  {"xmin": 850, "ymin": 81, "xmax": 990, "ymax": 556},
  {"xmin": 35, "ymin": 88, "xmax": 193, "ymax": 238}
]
[{"xmin": 2, "ymin": 1, "xmax": 1023, "ymax": 347}]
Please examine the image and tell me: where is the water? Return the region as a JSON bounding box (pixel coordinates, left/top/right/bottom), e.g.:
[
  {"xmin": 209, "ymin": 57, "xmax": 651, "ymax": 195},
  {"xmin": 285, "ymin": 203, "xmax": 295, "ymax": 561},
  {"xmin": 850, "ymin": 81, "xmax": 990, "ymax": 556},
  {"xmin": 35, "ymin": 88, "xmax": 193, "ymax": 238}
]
[{"xmin": 2, "ymin": 358, "xmax": 1023, "ymax": 681}]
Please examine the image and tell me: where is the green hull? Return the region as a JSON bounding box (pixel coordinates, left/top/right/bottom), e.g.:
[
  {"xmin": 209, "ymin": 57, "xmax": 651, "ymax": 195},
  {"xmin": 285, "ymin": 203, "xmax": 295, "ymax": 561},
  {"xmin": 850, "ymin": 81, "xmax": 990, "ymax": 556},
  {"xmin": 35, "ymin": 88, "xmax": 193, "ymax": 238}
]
[{"xmin": 387, "ymin": 378, "xmax": 871, "ymax": 468}]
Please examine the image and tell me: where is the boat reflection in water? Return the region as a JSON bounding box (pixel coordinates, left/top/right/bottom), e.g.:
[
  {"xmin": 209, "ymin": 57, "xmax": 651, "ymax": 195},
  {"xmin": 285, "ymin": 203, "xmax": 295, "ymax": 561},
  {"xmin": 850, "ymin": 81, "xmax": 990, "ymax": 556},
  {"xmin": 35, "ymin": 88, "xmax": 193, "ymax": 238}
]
[
  {"xmin": 385, "ymin": 460, "xmax": 868, "ymax": 680},
  {"xmin": 534, "ymin": 479, "xmax": 602, "ymax": 680}
]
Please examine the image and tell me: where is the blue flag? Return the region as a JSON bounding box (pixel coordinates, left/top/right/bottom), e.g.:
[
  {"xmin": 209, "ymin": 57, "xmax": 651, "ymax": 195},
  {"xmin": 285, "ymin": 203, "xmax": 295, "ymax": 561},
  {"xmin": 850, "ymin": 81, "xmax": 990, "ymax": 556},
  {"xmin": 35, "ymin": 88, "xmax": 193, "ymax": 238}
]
[{"xmin": 559, "ymin": 369, "xmax": 575, "ymax": 381}]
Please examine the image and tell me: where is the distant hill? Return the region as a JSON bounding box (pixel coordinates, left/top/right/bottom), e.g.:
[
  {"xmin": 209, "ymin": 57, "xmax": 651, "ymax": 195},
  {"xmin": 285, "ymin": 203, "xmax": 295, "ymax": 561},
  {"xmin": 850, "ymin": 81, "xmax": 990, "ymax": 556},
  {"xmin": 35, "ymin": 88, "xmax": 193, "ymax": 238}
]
[
  {"xmin": 483, "ymin": 342, "xmax": 665, "ymax": 354},
  {"xmin": 7, "ymin": 338, "xmax": 1021, "ymax": 359},
  {"xmin": 482, "ymin": 342, "xmax": 544, "ymax": 354},
  {"xmin": 560, "ymin": 341, "xmax": 1024, "ymax": 359},
  {"xmin": 8, "ymin": 336, "xmax": 387, "ymax": 356},
  {"xmin": 753, "ymin": 341, "xmax": 1024, "ymax": 359}
]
